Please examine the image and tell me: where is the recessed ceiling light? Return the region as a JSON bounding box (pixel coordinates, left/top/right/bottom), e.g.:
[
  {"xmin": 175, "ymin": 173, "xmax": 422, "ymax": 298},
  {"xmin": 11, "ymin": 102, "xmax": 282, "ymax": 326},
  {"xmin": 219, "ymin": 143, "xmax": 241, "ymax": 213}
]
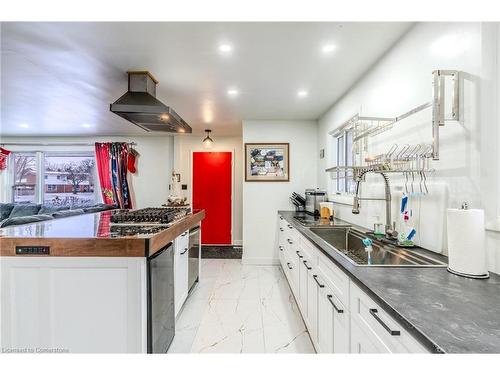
[
  {"xmin": 19, "ymin": 123, "xmax": 29, "ymax": 128},
  {"xmin": 81, "ymin": 123, "xmax": 94, "ymax": 128},
  {"xmin": 227, "ymin": 88, "xmax": 239, "ymax": 97},
  {"xmin": 322, "ymin": 44, "xmax": 336, "ymax": 54},
  {"xmin": 218, "ymin": 44, "xmax": 233, "ymax": 54},
  {"xmin": 297, "ymin": 90, "xmax": 309, "ymax": 98}
]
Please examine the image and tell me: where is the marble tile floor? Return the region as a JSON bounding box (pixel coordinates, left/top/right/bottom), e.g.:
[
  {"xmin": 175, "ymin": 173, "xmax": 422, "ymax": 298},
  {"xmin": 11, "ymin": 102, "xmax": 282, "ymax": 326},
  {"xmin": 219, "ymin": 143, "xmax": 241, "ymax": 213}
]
[{"xmin": 168, "ymin": 259, "xmax": 316, "ymax": 354}]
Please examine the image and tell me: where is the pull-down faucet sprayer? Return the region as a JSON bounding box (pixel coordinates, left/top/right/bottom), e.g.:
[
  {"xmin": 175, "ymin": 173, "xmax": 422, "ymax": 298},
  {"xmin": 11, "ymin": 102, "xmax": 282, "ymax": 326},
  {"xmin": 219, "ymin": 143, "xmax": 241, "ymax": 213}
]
[{"xmin": 351, "ymin": 170, "xmax": 397, "ymax": 239}]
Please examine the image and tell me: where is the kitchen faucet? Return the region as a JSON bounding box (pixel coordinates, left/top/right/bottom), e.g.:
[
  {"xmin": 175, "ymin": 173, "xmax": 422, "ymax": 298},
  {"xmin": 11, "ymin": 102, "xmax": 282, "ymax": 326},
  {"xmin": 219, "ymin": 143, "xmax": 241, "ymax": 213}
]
[{"xmin": 352, "ymin": 170, "xmax": 397, "ymax": 239}]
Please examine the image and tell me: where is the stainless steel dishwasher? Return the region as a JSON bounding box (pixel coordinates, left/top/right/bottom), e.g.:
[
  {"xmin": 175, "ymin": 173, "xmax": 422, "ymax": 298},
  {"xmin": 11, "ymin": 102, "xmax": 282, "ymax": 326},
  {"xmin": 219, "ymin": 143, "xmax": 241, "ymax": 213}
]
[{"xmin": 188, "ymin": 225, "xmax": 201, "ymax": 291}]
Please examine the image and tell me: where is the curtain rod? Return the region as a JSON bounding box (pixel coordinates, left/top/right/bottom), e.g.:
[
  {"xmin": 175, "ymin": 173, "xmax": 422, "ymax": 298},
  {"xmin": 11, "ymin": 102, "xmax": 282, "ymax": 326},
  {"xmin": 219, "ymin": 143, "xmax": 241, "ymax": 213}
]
[{"xmin": 0, "ymin": 142, "xmax": 137, "ymax": 147}]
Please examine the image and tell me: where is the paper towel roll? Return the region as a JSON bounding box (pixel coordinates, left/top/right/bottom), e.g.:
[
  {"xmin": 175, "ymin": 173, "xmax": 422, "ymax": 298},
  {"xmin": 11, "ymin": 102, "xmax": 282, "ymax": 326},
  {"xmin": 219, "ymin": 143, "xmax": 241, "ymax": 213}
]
[{"xmin": 447, "ymin": 208, "xmax": 489, "ymax": 278}]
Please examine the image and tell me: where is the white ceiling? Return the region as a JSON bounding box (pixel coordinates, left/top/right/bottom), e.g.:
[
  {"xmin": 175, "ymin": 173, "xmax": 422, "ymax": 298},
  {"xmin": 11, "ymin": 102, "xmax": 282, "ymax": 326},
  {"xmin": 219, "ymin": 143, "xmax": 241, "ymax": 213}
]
[{"xmin": 0, "ymin": 22, "xmax": 412, "ymax": 137}]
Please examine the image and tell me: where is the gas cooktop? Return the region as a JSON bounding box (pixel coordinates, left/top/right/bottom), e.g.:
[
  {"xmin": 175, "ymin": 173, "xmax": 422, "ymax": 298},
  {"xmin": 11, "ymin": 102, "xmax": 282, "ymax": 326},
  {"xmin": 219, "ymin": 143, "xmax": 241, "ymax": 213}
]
[{"xmin": 111, "ymin": 207, "xmax": 190, "ymax": 224}]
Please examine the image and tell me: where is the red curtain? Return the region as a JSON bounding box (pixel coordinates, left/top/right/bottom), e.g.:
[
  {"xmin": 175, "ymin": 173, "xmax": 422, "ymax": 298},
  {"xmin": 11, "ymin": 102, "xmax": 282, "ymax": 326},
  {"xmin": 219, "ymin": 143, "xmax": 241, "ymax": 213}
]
[
  {"xmin": 95, "ymin": 142, "xmax": 133, "ymax": 209},
  {"xmin": 94, "ymin": 143, "xmax": 115, "ymax": 206}
]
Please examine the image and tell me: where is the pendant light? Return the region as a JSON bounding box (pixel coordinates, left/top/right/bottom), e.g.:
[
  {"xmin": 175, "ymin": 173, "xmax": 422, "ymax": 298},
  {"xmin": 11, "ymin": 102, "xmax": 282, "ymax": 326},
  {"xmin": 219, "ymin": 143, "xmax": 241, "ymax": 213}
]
[{"xmin": 202, "ymin": 129, "xmax": 214, "ymax": 148}]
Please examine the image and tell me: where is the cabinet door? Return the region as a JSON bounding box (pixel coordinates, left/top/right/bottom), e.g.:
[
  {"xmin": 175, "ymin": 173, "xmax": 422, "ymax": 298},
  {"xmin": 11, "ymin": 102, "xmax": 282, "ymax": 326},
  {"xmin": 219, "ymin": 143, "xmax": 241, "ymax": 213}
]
[
  {"xmin": 174, "ymin": 231, "xmax": 189, "ymax": 317},
  {"xmin": 306, "ymin": 270, "xmax": 319, "ymax": 345},
  {"xmin": 350, "ymin": 318, "xmax": 389, "ymax": 353},
  {"xmin": 298, "ymin": 254, "xmax": 309, "ymax": 316},
  {"xmin": 317, "ymin": 282, "xmax": 349, "ymax": 353},
  {"xmin": 317, "ymin": 284, "xmax": 334, "ymax": 353}
]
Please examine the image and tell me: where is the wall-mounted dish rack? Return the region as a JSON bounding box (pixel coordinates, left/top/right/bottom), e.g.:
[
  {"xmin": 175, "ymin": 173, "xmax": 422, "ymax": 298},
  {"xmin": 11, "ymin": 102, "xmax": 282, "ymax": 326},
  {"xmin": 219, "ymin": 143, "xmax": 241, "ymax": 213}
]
[
  {"xmin": 328, "ymin": 69, "xmax": 460, "ymax": 162},
  {"xmin": 326, "ymin": 70, "xmax": 462, "ymax": 195}
]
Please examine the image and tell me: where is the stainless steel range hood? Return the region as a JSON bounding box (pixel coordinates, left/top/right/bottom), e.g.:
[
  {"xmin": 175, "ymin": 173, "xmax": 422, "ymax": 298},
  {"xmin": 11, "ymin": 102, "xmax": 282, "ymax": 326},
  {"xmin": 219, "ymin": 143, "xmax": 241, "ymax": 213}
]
[{"xmin": 110, "ymin": 71, "xmax": 192, "ymax": 133}]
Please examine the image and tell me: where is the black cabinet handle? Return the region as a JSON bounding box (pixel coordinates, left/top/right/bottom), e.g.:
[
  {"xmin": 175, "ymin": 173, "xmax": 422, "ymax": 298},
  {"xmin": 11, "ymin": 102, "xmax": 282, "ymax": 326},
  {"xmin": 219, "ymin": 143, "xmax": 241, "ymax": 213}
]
[
  {"xmin": 279, "ymin": 216, "xmax": 284, "ymax": 220},
  {"xmin": 369, "ymin": 309, "xmax": 400, "ymax": 336},
  {"xmin": 180, "ymin": 247, "xmax": 188, "ymax": 255},
  {"xmin": 280, "ymin": 228, "xmax": 284, "ymax": 232},
  {"xmin": 303, "ymin": 260, "xmax": 312, "ymax": 270},
  {"xmin": 279, "ymin": 246, "xmax": 284, "ymax": 252},
  {"xmin": 327, "ymin": 294, "xmax": 344, "ymax": 313},
  {"xmin": 296, "ymin": 250, "xmax": 303, "ymax": 259},
  {"xmin": 313, "ymin": 274, "xmax": 325, "ymax": 288},
  {"xmin": 287, "ymin": 239, "xmax": 293, "ymax": 244},
  {"xmin": 286, "ymin": 262, "xmax": 293, "ymax": 270},
  {"xmin": 287, "ymin": 224, "xmax": 293, "ymax": 229},
  {"xmin": 181, "ymin": 232, "xmax": 188, "ymax": 237}
]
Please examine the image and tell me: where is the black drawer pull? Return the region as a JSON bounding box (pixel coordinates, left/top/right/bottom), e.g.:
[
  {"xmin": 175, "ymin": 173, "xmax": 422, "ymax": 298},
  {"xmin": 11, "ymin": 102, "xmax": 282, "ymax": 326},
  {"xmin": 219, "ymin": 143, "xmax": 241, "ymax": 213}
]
[
  {"xmin": 279, "ymin": 246, "xmax": 284, "ymax": 252},
  {"xmin": 287, "ymin": 239, "xmax": 293, "ymax": 244},
  {"xmin": 303, "ymin": 260, "xmax": 312, "ymax": 270},
  {"xmin": 286, "ymin": 262, "xmax": 293, "ymax": 270},
  {"xmin": 296, "ymin": 250, "xmax": 303, "ymax": 259},
  {"xmin": 280, "ymin": 228, "xmax": 284, "ymax": 232},
  {"xmin": 279, "ymin": 216, "xmax": 283, "ymax": 220},
  {"xmin": 181, "ymin": 232, "xmax": 188, "ymax": 237},
  {"xmin": 369, "ymin": 309, "xmax": 400, "ymax": 336},
  {"xmin": 327, "ymin": 294, "xmax": 344, "ymax": 313},
  {"xmin": 313, "ymin": 274, "xmax": 324, "ymax": 288},
  {"xmin": 180, "ymin": 248, "xmax": 188, "ymax": 255},
  {"xmin": 287, "ymin": 224, "xmax": 293, "ymax": 229}
]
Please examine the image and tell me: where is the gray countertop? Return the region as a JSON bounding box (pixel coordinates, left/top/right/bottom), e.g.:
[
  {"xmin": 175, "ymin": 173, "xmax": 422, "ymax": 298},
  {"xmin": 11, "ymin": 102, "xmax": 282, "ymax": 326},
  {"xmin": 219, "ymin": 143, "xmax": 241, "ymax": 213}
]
[{"xmin": 279, "ymin": 211, "xmax": 500, "ymax": 353}]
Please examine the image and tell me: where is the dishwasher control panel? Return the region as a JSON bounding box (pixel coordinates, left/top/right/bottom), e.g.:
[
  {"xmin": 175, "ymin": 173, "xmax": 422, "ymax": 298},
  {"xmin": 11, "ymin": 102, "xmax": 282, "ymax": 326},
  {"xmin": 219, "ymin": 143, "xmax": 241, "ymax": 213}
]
[{"xmin": 16, "ymin": 246, "xmax": 50, "ymax": 255}]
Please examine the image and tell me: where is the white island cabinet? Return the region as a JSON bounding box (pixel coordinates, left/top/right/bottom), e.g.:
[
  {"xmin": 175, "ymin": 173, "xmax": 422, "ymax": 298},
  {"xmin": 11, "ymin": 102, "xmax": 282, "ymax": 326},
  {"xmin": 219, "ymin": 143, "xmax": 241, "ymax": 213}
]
[
  {"xmin": 276, "ymin": 214, "xmax": 430, "ymax": 354},
  {"xmin": 1, "ymin": 257, "xmax": 147, "ymax": 353}
]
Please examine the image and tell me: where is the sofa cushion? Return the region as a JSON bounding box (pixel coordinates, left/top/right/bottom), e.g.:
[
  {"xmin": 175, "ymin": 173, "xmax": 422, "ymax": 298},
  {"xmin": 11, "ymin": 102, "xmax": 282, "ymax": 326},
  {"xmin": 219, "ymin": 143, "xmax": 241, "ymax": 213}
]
[
  {"xmin": 9, "ymin": 204, "xmax": 42, "ymax": 218},
  {"xmin": 0, "ymin": 214, "xmax": 53, "ymax": 228},
  {"xmin": 52, "ymin": 209, "xmax": 85, "ymax": 218},
  {"xmin": 38, "ymin": 205, "xmax": 71, "ymax": 214},
  {"xmin": 0, "ymin": 203, "xmax": 15, "ymax": 221}
]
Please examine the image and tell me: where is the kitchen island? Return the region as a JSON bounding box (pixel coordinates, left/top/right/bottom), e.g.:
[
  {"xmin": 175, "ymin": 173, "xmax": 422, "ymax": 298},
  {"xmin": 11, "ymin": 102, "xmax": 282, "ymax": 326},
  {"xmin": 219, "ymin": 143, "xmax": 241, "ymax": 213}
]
[{"xmin": 0, "ymin": 209, "xmax": 205, "ymax": 353}]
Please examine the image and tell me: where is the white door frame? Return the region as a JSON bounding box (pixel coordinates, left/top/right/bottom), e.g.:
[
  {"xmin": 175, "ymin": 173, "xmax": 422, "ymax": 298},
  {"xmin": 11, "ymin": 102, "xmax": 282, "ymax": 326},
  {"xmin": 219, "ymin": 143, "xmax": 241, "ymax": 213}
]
[{"xmin": 190, "ymin": 149, "xmax": 235, "ymax": 246}]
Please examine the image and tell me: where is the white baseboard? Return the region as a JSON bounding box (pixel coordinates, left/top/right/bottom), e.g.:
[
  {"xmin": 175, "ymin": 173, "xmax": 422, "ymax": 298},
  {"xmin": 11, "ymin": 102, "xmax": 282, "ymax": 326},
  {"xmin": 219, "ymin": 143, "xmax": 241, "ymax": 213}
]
[{"xmin": 241, "ymin": 257, "xmax": 279, "ymax": 265}]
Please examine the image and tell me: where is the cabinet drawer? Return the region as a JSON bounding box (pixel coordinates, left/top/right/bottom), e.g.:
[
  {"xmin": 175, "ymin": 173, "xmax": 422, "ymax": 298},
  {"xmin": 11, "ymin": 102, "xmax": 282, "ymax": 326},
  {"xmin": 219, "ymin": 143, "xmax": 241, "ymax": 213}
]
[
  {"xmin": 350, "ymin": 282, "xmax": 429, "ymax": 353},
  {"xmin": 317, "ymin": 250, "xmax": 350, "ymax": 308}
]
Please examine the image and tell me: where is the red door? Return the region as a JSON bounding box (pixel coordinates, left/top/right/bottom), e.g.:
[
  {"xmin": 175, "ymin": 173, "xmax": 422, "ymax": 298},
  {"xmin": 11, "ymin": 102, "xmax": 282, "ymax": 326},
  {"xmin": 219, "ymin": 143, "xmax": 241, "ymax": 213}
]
[{"xmin": 192, "ymin": 152, "xmax": 232, "ymax": 245}]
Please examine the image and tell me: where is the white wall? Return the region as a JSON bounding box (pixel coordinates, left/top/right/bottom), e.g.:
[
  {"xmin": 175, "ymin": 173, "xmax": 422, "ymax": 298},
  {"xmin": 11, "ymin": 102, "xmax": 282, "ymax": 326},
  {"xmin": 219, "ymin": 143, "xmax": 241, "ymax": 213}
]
[
  {"xmin": 317, "ymin": 22, "xmax": 500, "ymax": 274},
  {"xmin": 242, "ymin": 120, "xmax": 318, "ymax": 265},
  {"xmin": 0, "ymin": 135, "xmax": 174, "ymax": 208},
  {"xmin": 173, "ymin": 135, "xmax": 243, "ymax": 245}
]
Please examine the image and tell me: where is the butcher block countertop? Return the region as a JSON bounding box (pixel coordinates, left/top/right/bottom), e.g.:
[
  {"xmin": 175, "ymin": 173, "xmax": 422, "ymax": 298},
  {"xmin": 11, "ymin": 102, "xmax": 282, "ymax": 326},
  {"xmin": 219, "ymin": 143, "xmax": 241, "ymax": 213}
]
[{"xmin": 0, "ymin": 209, "xmax": 205, "ymax": 257}]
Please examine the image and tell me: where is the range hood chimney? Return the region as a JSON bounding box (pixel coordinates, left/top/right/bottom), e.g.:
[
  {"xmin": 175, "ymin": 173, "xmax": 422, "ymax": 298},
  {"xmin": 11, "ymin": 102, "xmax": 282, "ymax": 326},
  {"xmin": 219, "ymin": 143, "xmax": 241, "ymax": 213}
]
[{"xmin": 110, "ymin": 71, "xmax": 192, "ymax": 133}]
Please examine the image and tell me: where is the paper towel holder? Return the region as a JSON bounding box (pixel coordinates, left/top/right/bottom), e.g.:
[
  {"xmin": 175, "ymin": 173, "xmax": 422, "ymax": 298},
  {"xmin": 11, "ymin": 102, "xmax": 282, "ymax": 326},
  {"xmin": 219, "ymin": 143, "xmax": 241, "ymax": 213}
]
[
  {"xmin": 447, "ymin": 267, "xmax": 489, "ymax": 279},
  {"xmin": 447, "ymin": 203, "xmax": 489, "ymax": 279}
]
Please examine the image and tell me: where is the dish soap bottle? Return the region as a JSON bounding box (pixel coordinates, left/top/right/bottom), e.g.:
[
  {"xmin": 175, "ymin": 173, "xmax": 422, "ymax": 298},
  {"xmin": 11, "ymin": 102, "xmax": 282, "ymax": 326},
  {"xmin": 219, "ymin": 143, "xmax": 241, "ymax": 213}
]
[{"xmin": 373, "ymin": 216, "xmax": 384, "ymax": 238}]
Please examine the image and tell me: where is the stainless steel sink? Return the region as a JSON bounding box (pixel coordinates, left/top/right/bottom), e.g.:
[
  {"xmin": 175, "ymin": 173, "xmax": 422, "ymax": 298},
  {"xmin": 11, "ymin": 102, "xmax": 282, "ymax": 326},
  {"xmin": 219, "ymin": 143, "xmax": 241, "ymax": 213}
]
[{"xmin": 308, "ymin": 227, "xmax": 447, "ymax": 267}]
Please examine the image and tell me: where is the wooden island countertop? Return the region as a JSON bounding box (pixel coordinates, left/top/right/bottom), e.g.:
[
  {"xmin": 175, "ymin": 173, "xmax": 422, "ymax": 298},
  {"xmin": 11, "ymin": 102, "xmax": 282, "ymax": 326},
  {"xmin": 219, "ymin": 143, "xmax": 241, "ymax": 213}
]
[{"xmin": 0, "ymin": 209, "xmax": 205, "ymax": 257}]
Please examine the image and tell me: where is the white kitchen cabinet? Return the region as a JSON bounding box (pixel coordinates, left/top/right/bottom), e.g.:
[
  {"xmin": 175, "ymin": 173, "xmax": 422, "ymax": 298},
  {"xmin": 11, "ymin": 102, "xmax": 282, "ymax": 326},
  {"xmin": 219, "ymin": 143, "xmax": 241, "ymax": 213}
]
[
  {"xmin": 1, "ymin": 257, "xmax": 147, "ymax": 353},
  {"xmin": 174, "ymin": 230, "xmax": 189, "ymax": 317},
  {"xmin": 306, "ymin": 267, "xmax": 319, "ymax": 345},
  {"xmin": 350, "ymin": 281, "xmax": 429, "ymax": 353},
  {"xmin": 317, "ymin": 275, "xmax": 349, "ymax": 353}
]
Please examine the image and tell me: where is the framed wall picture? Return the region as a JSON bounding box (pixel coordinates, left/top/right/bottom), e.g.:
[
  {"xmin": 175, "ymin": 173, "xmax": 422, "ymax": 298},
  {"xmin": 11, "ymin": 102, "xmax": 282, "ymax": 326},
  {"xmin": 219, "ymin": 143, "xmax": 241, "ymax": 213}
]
[{"xmin": 245, "ymin": 143, "xmax": 289, "ymax": 182}]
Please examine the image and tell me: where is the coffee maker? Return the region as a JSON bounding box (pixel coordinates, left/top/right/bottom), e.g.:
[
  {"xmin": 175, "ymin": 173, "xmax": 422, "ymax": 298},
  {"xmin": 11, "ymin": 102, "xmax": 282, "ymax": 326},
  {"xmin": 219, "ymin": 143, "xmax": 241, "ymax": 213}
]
[{"xmin": 305, "ymin": 189, "xmax": 327, "ymax": 216}]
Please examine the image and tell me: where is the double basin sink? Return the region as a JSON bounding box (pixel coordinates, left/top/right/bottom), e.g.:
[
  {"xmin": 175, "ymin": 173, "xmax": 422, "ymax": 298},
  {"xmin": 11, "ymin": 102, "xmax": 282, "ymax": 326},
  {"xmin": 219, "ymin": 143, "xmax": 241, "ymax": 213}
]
[{"xmin": 294, "ymin": 218, "xmax": 447, "ymax": 267}]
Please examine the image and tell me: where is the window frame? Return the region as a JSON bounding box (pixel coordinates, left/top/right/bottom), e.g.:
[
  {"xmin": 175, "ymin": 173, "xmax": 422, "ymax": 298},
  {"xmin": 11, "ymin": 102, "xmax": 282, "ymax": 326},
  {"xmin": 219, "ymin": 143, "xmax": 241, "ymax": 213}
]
[
  {"xmin": 8, "ymin": 151, "xmax": 100, "ymax": 205},
  {"xmin": 334, "ymin": 128, "xmax": 355, "ymax": 195}
]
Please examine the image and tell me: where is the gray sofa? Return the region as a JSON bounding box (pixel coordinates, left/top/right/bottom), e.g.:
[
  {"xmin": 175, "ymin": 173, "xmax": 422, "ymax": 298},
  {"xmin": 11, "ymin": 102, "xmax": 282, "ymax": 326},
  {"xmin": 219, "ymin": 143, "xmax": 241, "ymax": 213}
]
[{"xmin": 0, "ymin": 202, "xmax": 116, "ymax": 228}]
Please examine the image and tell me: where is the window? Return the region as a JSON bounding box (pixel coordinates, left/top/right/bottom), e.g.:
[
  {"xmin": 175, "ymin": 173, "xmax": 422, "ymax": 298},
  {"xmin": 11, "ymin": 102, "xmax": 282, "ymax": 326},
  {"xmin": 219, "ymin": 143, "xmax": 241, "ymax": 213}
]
[
  {"xmin": 9, "ymin": 152, "xmax": 98, "ymax": 206},
  {"xmin": 12, "ymin": 153, "xmax": 38, "ymax": 203},
  {"xmin": 335, "ymin": 128, "xmax": 355, "ymax": 194},
  {"xmin": 43, "ymin": 154, "xmax": 96, "ymax": 206}
]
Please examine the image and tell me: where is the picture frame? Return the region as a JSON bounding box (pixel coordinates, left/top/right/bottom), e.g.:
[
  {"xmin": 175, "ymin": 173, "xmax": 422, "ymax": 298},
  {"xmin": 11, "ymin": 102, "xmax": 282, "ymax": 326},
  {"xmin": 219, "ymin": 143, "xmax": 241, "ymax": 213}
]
[{"xmin": 245, "ymin": 143, "xmax": 289, "ymax": 182}]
